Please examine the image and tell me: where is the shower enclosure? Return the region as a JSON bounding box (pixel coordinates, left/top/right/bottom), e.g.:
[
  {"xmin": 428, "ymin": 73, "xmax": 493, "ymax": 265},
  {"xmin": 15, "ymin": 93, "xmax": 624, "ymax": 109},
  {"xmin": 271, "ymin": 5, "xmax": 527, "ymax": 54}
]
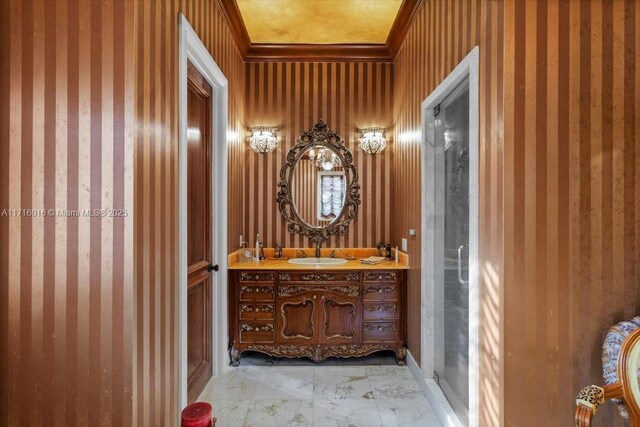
[
  {"xmin": 421, "ymin": 47, "xmax": 478, "ymax": 427},
  {"xmin": 434, "ymin": 78, "xmax": 470, "ymax": 424}
]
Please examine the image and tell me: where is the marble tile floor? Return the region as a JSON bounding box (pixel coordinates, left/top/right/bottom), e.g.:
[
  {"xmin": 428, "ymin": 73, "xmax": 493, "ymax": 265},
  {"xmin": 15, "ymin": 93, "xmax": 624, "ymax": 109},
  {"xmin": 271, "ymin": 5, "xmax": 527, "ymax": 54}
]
[{"xmin": 198, "ymin": 353, "xmax": 441, "ymax": 427}]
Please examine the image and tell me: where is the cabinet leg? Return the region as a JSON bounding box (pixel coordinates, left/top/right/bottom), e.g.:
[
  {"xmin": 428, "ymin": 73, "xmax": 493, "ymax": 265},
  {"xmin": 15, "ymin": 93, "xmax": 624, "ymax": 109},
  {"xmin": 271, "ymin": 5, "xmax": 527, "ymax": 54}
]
[
  {"xmin": 230, "ymin": 341, "xmax": 240, "ymax": 367},
  {"xmin": 396, "ymin": 347, "xmax": 407, "ymax": 366}
]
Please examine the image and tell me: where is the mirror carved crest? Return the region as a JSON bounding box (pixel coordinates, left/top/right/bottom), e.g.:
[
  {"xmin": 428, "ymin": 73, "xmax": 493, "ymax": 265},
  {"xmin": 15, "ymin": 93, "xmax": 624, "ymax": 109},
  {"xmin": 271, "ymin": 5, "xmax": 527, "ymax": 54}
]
[{"xmin": 277, "ymin": 120, "xmax": 360, "ymax": 245}]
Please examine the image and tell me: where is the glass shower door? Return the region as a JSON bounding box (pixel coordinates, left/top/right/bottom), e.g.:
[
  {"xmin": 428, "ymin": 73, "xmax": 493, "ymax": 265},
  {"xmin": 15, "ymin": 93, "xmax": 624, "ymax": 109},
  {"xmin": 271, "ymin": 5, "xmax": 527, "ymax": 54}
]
[{"xmin": 434, "ymin": 77, "xmax": 470, "ymax": 424}]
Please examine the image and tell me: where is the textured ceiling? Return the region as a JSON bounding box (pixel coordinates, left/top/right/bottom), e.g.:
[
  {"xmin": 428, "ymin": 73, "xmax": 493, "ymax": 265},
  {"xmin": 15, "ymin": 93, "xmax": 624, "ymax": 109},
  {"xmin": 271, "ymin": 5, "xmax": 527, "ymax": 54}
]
[{"xmin": 236, "ymin": 0, "xmax": 403, "ymax": 44}]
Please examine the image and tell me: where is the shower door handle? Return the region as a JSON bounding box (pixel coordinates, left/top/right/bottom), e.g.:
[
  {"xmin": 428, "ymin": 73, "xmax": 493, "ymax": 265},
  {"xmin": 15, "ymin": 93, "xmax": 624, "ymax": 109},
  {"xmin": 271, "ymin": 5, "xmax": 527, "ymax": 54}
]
[{"xmin": 457, "ymin": 244, "xmax": 469, "ymax": 285}]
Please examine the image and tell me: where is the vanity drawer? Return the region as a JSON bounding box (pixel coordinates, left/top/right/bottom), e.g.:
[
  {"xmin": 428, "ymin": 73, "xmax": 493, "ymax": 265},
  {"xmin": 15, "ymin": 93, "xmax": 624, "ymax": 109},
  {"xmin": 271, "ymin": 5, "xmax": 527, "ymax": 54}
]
[
  {"xmin": 363, "ymin": 271, "xmax": 397, "ymax": 282},
  {"xmin": 239, "ymin": 284, "xmax": 275, "ymax": 301},
  {"xmin": 363, "ymin": 303, "xmax": 398, "ymax": 321},
  {"xmin": 240, "ymin": 271, "xmax": 275, "ymax": 283},
  {"xmin": 239, "ymin": 321, "xmax": 274, "ymax": 343},
  {"xmin": 240, "ymin": 303, "xmax": 275, "ymax": 320},
  {"xmin": 278, "ymin": 272, "xmax": 361, "ymax": 283},
  {"xmin": 363, "ymin": 322, "xmax": 397, "ymax": 343},
  {"xmin": 363, "ymin": 283, "xmax": 397, "ymax": 301}
]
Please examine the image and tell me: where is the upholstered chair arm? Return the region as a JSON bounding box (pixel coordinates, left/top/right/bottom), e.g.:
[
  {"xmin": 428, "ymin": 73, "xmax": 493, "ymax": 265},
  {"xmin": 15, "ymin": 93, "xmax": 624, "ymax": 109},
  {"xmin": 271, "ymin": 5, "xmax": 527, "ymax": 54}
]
[{"xmin": 575, "ymin": 385, "xmax": 605, "ymax": 427}]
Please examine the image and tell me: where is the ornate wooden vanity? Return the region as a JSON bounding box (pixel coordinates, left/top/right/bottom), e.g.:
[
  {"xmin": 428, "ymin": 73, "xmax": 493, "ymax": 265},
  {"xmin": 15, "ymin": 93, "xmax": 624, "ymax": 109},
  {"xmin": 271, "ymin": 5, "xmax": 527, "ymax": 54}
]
[
  {"xmin": 228, "ymin": 263, "xmax": 408, "ymax": 365},
  {"xmin": 228, "ymin": 120, "xmax": 409, "ymax": 365}
]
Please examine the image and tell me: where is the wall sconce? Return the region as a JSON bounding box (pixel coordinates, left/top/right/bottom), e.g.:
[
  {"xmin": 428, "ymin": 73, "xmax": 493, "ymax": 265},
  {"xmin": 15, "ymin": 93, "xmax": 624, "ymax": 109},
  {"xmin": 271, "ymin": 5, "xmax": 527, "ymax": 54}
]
[
  {"xmin": 358, "ymin": 127, "xmax": 387, "ymax": 155},
  {"xmin": 249, "ymin": 126, "xmax": 278, "ymax": 154}
]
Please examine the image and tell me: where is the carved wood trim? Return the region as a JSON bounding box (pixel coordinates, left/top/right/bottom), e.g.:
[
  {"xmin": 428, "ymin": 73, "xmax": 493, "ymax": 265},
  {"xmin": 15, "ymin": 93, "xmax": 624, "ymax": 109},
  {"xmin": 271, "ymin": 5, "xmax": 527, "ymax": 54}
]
[
  {"xmin": 279, "ymin": 285, "xmax": 360, "ymax": 297},
  {"xmin": 363, "ymin": 285, "xmax": 395, "ymax": 295},
  {"xmin": 277, "ymin": 120, "xmax": 360, "ymax": 246},
  {"xmin": 364, "ymin": 272, "xmax": 397, "ymax": 281},
  {"xmin": 363, "ymin": 323, "xmax": 396, "ymax": 332},
  {"xmin": 242, "ymin": 344, "xmax": 395, "ymax": 362},
  {"xmin": 240, "ymin": 272, "xmax": 275, "ymax": 282},
  {"xmin": 240, "ymin": 323, "xmax": 273, "ymax": 332},
  {"xmin": 364, "ymin": 304, "xmax": 397, "ymax": 313},
  {"xmin": 322, "ymin": 300, "xmax": 356, "ymax": 339},
  {"xmin": 280, "ymin": 299, "xmax": 315, "ymax": 340},
  {"xmin": 345, "ymin": 273, "xmax": 360, "ymax": 282},
  {"xmin": 241, "ymin": 304, "xmax": 274, "ymax": 313},
  {"xmin": 240, "ymin": 285, "xmax": 274, "ymax": 296}
]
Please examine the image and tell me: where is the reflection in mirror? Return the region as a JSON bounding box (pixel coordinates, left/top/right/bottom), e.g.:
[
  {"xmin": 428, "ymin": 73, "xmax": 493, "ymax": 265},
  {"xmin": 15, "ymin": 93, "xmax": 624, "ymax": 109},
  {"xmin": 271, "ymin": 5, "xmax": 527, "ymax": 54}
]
[
  {"xmin": 291, "ymin": 146, "xmax": 346, "ymax": 227},
  {"xmin": 277, "ymin": 120, "xmax": 360, "ymax": 246}
]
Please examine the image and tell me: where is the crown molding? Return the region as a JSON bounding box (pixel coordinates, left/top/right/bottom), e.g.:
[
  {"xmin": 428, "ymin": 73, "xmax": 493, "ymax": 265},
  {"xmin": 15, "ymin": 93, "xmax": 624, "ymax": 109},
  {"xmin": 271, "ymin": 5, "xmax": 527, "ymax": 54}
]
[
  {"xmin": 386, "ymin": 0, "xmax": 425, "ymax": 60},
  {"xmin": 245, "ymin": 44, "xmax": 392, "ymax": 63},
  {"xmin": 214, "ymin": 0, "xmax": 251, "ymax": 57},
  {"xmin": 215, "ymin": 0, "xmax": 423, "ymax": 62}
]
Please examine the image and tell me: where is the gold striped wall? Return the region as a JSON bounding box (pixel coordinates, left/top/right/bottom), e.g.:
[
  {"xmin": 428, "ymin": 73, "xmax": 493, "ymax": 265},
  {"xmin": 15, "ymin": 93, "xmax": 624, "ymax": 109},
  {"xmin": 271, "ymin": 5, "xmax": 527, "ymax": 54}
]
[
  {"xmin": 393, "ymin": 5, "xmax": 504, "ymax": 426},
  {"xmin": 133, "ymin": 0, "xmax": 245, "ymax": 425},
  {"xmin": 291, "ymin": 158, "xmax": 318, "ymax": 224},
  {"xmin": 1, "ymin": 0, "xmax": 245, "ymax": 425},
  {"xmin": 395, "ymin": 0, "xmax": 640, "ymax": 425},
  {"xmin": 502, "ymin": 0, "xmax": 640, "ymax": 425},
  {"xmin": 0, "ymin": 0, "xmax": 135, "ymax": 425},
  {"xmin": 244, "ymin": 62, "xmax": 393, "ymax": 249}
]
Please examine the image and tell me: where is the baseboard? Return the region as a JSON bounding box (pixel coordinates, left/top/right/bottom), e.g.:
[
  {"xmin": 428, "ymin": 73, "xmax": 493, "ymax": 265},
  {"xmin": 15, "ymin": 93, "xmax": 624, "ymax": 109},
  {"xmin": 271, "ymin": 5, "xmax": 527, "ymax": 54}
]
[{"xmin": 406, "ymin": 350, "xmax": 463, "ymax": 427}]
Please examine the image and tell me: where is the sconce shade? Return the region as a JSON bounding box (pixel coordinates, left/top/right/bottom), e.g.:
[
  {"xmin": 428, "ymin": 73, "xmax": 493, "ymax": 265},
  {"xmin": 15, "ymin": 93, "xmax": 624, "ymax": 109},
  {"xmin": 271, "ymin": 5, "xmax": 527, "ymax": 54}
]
[
  {"xmin": 358, "ymin": 127, "xmax": 387, "ymax": 155},
  {"xmin": 249, "ymin": 126, "xmax": 278, "ymax": 154}
]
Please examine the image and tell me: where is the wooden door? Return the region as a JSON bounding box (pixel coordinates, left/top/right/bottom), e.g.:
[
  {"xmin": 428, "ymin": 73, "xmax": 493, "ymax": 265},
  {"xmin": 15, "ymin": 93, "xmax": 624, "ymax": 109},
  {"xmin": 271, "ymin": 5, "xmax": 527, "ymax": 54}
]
[{"xmin": 186, "ymin": 61, "xmax": 213, "ymax": 403}]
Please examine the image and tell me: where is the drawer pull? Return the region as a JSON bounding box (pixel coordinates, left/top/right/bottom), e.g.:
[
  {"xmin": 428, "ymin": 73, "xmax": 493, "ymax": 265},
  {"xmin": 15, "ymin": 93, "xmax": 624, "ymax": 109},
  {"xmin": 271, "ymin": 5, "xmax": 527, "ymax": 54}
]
[
  {"xmin": 364, "ymin": 286, "xmax": 395, "ymax": 295},
  {"xmin": 240, "ymin": 305, "xmax": 274, "ymax": 313},
  {"xmin": 364, "ymin": 304, "xmax": 397, "ymax": 313},
  {"xmin": 240, "ymin": 323, "xmax": 273, "ymax": 332},
  {"xmin": 364, "ymin": 323, "xmax": 396, "ymax": 332}
]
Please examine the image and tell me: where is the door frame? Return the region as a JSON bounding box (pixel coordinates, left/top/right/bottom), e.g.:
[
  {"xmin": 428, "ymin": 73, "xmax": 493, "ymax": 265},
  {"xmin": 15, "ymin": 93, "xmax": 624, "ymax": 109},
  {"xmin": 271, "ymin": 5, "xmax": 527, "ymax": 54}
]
[
  {"xmin": 420, "ymin": 46, "xmax": 479, "ymax": 426},
  {"xmin": 178, "ymin": 13, "xmax": 229, "ymax": 412}
]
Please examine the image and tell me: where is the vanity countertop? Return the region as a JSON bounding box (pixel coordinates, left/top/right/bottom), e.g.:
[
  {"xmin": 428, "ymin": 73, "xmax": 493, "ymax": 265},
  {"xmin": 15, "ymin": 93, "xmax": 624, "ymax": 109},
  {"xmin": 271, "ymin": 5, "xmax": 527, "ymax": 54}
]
[{"xmin": 227, "ymin": 247, "xmax": 409, "ymax": 270}]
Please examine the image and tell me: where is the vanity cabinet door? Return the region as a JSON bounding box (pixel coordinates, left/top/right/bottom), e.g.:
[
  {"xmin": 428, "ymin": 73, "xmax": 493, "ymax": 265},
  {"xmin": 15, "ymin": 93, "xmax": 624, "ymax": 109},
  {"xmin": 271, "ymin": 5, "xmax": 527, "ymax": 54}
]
[
  {"xmin": 276, "ymin": 293, "xmax": 318, "ymax": 342},
  {"xmin": 318, "ymin": 292, "xmax": 360, "ymax": 345}
]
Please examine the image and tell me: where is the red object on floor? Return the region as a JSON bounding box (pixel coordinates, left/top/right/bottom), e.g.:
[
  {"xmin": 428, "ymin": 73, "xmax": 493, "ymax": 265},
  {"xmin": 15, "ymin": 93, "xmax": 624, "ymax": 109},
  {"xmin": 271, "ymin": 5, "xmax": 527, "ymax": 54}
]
[{"xmin": 181, "ymin": 402, "xmax": 213, "ymax": 427}]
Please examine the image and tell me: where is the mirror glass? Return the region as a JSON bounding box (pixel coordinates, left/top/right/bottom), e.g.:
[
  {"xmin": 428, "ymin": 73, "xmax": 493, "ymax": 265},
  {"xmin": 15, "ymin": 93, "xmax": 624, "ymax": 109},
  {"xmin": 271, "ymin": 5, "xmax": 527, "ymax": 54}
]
[{"xmin": 291, "ymin": 145, "xmax": 347, "ymax": 227}]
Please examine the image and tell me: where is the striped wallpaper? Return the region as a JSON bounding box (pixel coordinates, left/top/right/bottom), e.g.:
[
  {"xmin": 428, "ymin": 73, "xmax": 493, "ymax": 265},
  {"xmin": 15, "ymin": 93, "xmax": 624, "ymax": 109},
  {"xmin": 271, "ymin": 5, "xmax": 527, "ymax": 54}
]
[
  {"xmin": 244, "ymin": 62, "xmax": 393, "ymax": 250},
  {"xmin": 0, "ymin": 0, "xmax": 135, "ymax": 425},
  {"xmin": 395, "ymin": 0, "xmax": 640, "ymax": 425},
  {"xmin": 503, "ymin": 0, "xmax": 640, "ymax": 425},
  {"xmin": 393, "ymin": 6, "xmax": 504, "ymax": 427},
  {"xmin": 1, "ymin": 0, "xmax": 245, "ymax": 425},
  {"xmin": 3, "ymin": 0, "xmax": 639, "ymax": 425},
  {"xmin": 133, "ymin": 0, "xmax": 245, "ymax": 425}
]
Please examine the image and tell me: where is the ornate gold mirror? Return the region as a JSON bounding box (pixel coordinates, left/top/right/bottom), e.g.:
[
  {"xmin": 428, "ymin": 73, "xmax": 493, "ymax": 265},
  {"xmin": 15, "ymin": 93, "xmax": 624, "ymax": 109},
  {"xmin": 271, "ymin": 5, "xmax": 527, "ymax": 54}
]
[{"xmin": 277, "ymin": 120, "xmax": 360, "ymax": 245}]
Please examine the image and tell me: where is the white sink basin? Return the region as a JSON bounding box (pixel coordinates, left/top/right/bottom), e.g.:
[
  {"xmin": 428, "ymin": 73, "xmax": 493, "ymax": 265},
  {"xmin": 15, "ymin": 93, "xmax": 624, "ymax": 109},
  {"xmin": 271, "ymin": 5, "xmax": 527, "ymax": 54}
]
[{"xmin": 287, "ymin": 257, "xmax": 348, "ymax": 266}]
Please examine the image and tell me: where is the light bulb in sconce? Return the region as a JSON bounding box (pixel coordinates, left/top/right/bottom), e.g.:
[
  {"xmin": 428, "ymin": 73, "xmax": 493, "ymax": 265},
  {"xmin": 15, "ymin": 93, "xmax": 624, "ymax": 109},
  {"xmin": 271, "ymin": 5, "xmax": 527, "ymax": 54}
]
[
  {"xmin": 308, "ymin": 148, "xmax": 315, "ymax": 160},
  {"xmin": 358, "ymin": 127, "xmax": 387, "ymax": 155},
  {"xmin": 249, "ymin": 126, "xmax": 278, "ymax": 154}
]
